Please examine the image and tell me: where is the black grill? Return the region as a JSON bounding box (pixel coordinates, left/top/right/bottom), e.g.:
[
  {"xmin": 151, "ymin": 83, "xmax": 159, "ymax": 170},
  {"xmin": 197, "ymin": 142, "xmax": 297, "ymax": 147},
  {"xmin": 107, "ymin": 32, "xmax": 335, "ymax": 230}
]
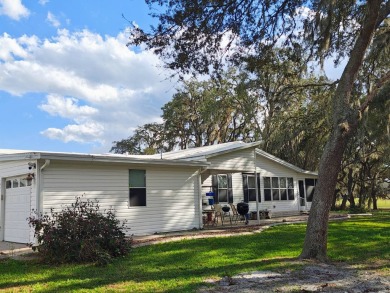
[
  {"xmin": 236, "ymin": 202, "xmax": 249, "ymax": 215},
  {"xmin": 222, "ymin": 205, "xmax": 230, "ymax": 212}
]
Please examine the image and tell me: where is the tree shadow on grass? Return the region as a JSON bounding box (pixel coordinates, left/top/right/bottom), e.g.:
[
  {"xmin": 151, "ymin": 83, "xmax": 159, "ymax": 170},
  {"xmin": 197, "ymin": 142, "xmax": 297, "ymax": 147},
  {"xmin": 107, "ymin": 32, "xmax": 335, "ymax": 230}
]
[
  {"xmin": 0, "ymin": 256, "xmax": 303, "ymax": 292},
  {"xmin": 3, "ymin": 257, "xmax": 386, "ymax": 293}
]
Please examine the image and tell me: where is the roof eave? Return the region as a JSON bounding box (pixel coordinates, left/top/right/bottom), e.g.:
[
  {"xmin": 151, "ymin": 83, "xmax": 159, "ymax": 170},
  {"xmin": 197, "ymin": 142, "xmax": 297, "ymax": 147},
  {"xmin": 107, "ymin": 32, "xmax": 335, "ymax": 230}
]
[
  {"xmin": 0, "ymin": 152, "xmax": 42, "ymax": 162},
  {"xmin": 0, "ymin": 152, "xmax": 209, "ymax": 168}
]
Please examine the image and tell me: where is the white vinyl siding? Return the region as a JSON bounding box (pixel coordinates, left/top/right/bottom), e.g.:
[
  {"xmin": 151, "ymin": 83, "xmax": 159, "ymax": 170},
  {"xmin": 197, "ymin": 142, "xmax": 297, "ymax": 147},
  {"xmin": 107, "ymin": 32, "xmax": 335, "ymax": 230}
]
[
  {"xmin": 208, "ymin": 148, "xmax": 256, "ymax": 171},
  {"xmin": 41, "ymin": 161, "xmax": 200, "ymax": 236}
]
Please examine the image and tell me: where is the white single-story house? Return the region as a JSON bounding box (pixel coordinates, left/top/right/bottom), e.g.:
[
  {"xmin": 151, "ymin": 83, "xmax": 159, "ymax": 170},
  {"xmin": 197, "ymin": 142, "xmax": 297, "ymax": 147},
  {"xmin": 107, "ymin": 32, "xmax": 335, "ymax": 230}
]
[{"xmin": 0, "ymin": 141, "xmax": 318, "ymax": 244}]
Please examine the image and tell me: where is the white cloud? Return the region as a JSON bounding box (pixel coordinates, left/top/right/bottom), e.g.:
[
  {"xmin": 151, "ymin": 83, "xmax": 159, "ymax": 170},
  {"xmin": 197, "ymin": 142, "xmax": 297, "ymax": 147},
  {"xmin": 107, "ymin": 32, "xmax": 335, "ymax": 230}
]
[
  {"xmin": 38, "ymin": 0, "xmax": 49, "ymax": 5},
  {"xmin": 41, "ymin": 122, "xmax": 105, "ymax": 143},
  {"xmin": 47, "ymin": 11, "xmax": 60, "ymax": 27},
  {"xmin": 39, "ymin": 94, "xmax": 99, "ymax": 121},
  {"xmin": 0, "ymin": 0, "xmax": 29, "ymax": 20},
  {"xmin": 0, "ymin": 32, "xmax": 34, "ymax": 61},
  {"xmin": 0, "ymin": 29, "xmax": 177, "ymax": 150}
]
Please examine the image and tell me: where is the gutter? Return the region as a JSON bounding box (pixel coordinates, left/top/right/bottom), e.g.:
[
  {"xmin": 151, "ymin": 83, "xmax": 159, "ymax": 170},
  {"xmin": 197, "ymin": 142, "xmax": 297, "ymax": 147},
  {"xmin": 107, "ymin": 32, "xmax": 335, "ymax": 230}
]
[{"xmin": 0, "ymin": 152, "xmax": 209, "ymax": 168}]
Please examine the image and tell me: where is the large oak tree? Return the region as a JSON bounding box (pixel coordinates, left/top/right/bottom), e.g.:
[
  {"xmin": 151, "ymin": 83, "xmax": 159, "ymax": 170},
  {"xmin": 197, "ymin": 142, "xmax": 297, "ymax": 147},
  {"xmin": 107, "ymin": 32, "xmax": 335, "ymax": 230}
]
[{"xmin": 129, "ymin": 0, "xmax": 390, "ymax": 261}]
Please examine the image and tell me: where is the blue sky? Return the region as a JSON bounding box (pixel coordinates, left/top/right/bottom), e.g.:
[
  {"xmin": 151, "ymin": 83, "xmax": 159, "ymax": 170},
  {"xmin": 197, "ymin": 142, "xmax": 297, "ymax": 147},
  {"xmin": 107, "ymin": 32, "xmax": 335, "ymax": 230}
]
[
  {"xmin": 0, "ymin": 1, "xmax": 344, "ymax": 154},
  {"xmin": 0, "ymin": 0, "xmax": 178, "ymax": 153}
]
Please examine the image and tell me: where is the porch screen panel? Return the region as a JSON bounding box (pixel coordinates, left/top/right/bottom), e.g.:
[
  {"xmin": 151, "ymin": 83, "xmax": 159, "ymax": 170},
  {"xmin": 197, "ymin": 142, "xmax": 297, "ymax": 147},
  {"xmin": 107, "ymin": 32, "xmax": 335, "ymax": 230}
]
[
  {"xmin": 264, "ymin": 176, "xmax": 272, "ymax": 201},
  {"xmin": 243, "ymin": 173, "xmax": 261, "ymax": 202},
  {"xmin": 212, "ymin": 175, "xmax": 219, "ymax": 203},
  {"xmin": 227, "ymin": 174, "xmax": 233, "ymax": 203},
  {"xmin": 305, "ymin": 178, "xmax": 316, "ymax": 202}
]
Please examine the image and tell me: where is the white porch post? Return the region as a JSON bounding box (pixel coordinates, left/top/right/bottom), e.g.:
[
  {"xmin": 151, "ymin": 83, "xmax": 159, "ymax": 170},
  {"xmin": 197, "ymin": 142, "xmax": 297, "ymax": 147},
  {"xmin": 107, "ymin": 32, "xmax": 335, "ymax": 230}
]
[
  {"xmin": 198, "ymin": 168, "xmax": 204, "ymax": 229},
  {"xmin": 254, "ymin": 149, "xmax": 260, "ymax": 225}
]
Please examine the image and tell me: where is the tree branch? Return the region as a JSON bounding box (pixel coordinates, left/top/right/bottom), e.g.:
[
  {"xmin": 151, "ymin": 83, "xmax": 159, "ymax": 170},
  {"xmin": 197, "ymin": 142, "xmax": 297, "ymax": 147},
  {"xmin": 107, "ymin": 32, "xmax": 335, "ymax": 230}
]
[
  {"xmin": 376, "ymin": 0, "xmax": 390, "ymax": 28},
  {"xmin": 359, "ymin": 71, "xmax": 390, "ymax": 112}
]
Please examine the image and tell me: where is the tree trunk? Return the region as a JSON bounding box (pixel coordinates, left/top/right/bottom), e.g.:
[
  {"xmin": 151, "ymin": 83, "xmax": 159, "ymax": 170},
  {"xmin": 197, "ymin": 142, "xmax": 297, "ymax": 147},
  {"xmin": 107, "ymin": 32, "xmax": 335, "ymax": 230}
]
[
  {"xmin": 331, "ymin": 189, "xmax": 339, "ymax": 210},
  {"xmin": 299, "ymin": 129, "xmax": 349, "ymax": 261},
  {"xmin": 299, "ymin": 0, "xmax": 381, "ymax": 261},
  {"xmin": 347, "ymin": 168, "xmax": 356, "ymax": 208},
  {"xmin": 373, "ymin": 194, "xmax": 378, "ymax": 210},
  {"xmin": 348, "ymin": 193, "xmax": 356, "ymax": 208},
  {"xmin": 370, "ymin": 173, "xmax": 378, "ymax": 210},
  {"xmin": 340, "ymin": 195, "xmax": 348, "ymax": 210}
]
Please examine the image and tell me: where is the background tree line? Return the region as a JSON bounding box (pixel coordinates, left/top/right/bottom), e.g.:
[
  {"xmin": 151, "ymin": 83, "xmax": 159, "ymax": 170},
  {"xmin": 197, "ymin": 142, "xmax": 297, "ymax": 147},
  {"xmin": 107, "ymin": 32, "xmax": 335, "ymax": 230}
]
[
  {"xmin": 120, "ymin": 0, "xmax": 389, "ymax": 260},
  {"xmin": 111, "ymin": 47, "xmax": 389, "ymax": 212}
]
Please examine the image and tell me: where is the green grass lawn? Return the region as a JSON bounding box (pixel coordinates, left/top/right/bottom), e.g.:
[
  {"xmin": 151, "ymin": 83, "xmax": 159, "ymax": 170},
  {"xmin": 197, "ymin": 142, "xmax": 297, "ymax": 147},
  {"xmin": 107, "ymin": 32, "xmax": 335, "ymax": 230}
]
[
  {"xmin": 1, "ymin": 212, "xmax": 389, "ymax": 292},
  {"xmin": 334, "ymin": 198, "xmax": 390, "ymax": 210},
  {"xmin": 378, "ymin": 198, "xmax": 390, "ymax": 208}
]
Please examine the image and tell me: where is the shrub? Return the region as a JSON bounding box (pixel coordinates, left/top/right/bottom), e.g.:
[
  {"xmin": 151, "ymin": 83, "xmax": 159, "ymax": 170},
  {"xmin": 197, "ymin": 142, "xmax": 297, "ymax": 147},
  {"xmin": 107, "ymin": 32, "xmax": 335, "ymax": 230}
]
[
  {"xmin": 28, "ymin": 196, "xmax": 132, "ymax": 264},
  {"xmin": 348, "ymin": 206, "xmax": 368, "ymax": 214}
]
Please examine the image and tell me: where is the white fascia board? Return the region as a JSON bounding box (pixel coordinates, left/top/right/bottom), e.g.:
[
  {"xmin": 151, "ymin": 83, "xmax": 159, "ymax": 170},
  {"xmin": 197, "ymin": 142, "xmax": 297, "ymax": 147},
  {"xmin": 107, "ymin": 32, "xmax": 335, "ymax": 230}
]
[
  {"xmin": 0, "ymin": 152, "xmax": 209, "ymax": 168},
  {"xmin": 0, "ymin": 152, "xmax": 41, "ymax": 161},
  {"xmin": 44, "ymin": 154, "xmax": 209, "ymax": 167},
  {"xmin": 255, "ymin": 149, "xmax": 318, "ymax": 176}
]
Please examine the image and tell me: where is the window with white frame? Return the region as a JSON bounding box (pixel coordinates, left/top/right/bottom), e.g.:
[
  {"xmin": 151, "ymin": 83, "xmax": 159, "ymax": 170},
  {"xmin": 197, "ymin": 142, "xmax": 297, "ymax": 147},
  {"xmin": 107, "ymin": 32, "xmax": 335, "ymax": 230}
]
[
  {"xmin": 129, "ymin": 169, "xmax": 146, "ymax": 206},
  {"xmin": 218, "ymin": 174, "xmax": 228, "ymax": 202},
  {"xmin": 263, "ymin": 177, "xmax": 294, "ymax": 201},
  {"xmin": 212, "ymin": 174, "xmax": 233, "ymax": 203}
]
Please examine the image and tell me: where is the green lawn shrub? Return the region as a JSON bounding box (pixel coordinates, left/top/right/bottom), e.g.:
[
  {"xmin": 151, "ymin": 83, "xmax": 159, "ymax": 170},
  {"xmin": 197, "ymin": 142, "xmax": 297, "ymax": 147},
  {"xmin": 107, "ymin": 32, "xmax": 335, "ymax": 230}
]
[{"xmin": 28, "ymin": 196, "xmax": 132, "ymax": 265}]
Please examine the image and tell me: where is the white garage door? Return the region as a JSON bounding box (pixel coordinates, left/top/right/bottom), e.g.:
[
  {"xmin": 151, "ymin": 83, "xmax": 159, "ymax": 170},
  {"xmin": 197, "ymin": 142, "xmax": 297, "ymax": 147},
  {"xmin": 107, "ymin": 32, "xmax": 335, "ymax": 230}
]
[{"xmin": 4, "ymin": 176, "xmax": 32, "ymax": 243}]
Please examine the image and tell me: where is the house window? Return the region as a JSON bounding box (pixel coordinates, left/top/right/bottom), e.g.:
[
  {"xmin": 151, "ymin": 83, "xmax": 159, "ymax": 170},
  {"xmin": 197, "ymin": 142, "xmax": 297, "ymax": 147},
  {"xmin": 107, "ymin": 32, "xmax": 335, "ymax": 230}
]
[
  {"xmin": 212, "ymin": 174, "xmax": 233, "ymax": 203},
  {"xmin": 218, "ymin": 174, "xmax": 228, "ymax": 202},
  {"xmin": 129, "ymin": 169, "xmax": 146, "ymax": 206},
  {"xmin": 5, "ymin": 180, "xmax": 11, "ymax": 189},
  {"xmin": 305, "ymin": 178, "xmax": 317, "ymax": 202},
  {"xmin": 12, "ymin": 179, "xmax": 19, "ymax": 188},
  {"xmin": 263, "ymin": 177, "xmax": 295, "ymax": 201},
  {"xmin": 242, "ymin": 173, "xmax": 261, "ymax": 202}
]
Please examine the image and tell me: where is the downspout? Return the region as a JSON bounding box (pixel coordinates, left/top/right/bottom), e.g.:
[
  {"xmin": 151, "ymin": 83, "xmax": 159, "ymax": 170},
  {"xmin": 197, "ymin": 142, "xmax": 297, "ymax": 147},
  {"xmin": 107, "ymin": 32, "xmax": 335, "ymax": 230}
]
[
  {"xmin": 0, "ymin": 178, "xmax": 5, "ymax": 241},
  {"xmin": 254, "ymin": 150, "xmax": 260, "ymax": 225},
  {"xmin": 37, "ymin": 160, "xmax": 50, "ymax": 215}
]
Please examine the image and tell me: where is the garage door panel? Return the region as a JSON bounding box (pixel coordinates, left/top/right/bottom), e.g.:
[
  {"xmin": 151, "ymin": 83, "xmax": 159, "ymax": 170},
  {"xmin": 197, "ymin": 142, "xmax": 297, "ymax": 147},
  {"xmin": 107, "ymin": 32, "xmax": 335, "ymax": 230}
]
[{"xmin": 4, "ymin": 183, "xmax": 32, "ymax": 243}]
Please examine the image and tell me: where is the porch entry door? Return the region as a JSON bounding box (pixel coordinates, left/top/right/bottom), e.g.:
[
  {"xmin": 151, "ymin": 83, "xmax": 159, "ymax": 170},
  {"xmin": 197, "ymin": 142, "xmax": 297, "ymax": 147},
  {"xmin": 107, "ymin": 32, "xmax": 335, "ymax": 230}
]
[{"xmin": 298, "ymin": 180, "xmax": 306, "ymax": 209}]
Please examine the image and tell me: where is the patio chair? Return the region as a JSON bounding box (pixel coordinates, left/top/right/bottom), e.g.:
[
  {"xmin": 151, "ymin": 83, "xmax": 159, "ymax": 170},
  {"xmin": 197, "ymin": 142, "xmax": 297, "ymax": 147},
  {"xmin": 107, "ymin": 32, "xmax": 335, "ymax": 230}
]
[
  {"xmin": 213, "ymin": 204, "xmax": 232, "ymax": 225},
  {"xmin": 229, "ymin": 203, "xmax": 244, "ymax": 224},
  {"xmin": 212, "ymin": 204, "xmax": 222, "ymax": 225}
]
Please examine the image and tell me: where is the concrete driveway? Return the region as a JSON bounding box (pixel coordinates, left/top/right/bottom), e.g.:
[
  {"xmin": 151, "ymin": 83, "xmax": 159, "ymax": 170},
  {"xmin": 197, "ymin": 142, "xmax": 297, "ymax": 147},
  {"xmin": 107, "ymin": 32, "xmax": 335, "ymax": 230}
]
[{"xmin": 0, "ymin": 241, "xmax": 32, "ymax": 258}]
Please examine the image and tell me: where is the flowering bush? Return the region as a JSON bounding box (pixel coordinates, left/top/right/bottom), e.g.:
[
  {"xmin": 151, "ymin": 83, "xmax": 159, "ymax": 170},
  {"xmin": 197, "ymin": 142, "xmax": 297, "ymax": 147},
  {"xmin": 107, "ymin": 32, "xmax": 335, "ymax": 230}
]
[{"xmin": 28, "ymin": 196, "xmax": 132, "ymax": 265}]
